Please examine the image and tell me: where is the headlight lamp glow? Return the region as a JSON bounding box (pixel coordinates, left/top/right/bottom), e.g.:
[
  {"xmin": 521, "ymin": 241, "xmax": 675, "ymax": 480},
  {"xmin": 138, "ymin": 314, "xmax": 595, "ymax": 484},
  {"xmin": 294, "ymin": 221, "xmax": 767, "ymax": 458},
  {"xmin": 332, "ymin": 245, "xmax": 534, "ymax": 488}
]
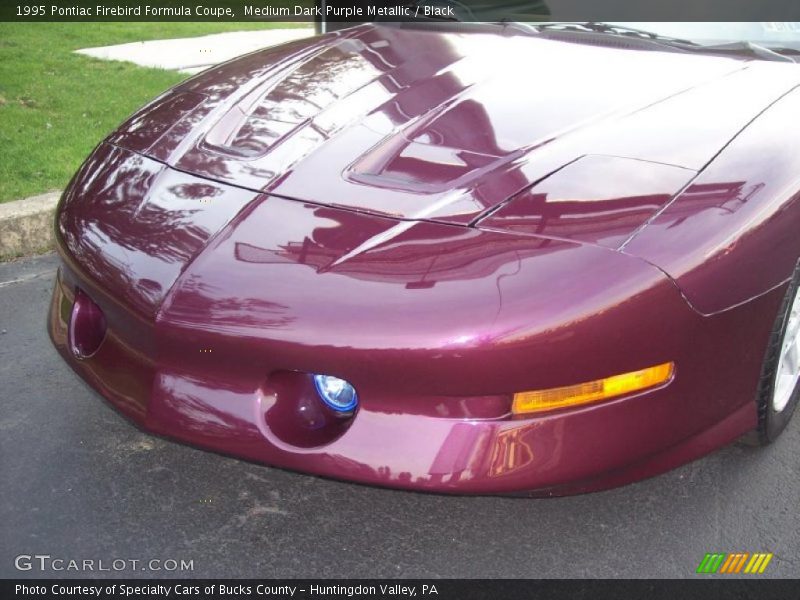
[
  {"xmin": 313, "ymin": 374, "xmax": 359, "ymax": 413},
  {"xmin": 512, "ymin": 362, "xmax": 674, "ymax": 415}
]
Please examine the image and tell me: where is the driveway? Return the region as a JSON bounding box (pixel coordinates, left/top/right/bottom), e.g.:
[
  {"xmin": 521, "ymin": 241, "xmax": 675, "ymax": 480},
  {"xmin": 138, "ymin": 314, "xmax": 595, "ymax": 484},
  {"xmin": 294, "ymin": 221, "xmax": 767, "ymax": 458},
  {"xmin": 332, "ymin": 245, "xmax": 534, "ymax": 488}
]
[
  {"xmin": 1, "ymin": 253, "xmax": 798, "ymax": 578},
  {"xmin": 76, "ymin": 28, "xmax": 315, "ymax": 74}
]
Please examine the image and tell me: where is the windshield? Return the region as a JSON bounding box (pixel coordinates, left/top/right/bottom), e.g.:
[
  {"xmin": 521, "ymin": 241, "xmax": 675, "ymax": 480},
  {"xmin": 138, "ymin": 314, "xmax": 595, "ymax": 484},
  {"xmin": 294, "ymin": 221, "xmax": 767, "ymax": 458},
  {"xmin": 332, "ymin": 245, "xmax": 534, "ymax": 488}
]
[{"xmin": 603, "ymin": 22, "xmax": 800, "ymax": 50}]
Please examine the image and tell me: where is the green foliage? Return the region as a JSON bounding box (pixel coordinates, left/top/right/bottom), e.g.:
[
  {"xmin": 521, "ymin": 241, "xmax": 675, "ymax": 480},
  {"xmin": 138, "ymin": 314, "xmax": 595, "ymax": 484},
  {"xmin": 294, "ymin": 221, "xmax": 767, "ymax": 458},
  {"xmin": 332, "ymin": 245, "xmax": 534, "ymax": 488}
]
[{"xmin": 0, "ymin": 22, "xmax": 299, "ymax": 202}]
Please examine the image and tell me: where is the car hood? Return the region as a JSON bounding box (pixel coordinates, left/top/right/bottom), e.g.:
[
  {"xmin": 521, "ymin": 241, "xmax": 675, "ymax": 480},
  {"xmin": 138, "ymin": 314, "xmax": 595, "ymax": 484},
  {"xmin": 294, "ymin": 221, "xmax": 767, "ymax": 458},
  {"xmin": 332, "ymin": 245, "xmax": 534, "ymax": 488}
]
[{"xmin": 110, "ymin": 23, "xmax": 800, "ymax": 229}]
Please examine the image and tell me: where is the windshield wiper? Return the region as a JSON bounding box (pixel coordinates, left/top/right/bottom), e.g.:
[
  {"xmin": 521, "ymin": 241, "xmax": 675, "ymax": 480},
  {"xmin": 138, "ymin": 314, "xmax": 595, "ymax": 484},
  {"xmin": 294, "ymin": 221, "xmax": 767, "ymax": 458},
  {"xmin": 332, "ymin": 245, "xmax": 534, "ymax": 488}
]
[
  {"xmin": 534, "ymin": 22, "xmax": 699, "ymax": 46},
  {"xmin": 695, "ymin": 41, "xmax": 797, "ymax": 63}
]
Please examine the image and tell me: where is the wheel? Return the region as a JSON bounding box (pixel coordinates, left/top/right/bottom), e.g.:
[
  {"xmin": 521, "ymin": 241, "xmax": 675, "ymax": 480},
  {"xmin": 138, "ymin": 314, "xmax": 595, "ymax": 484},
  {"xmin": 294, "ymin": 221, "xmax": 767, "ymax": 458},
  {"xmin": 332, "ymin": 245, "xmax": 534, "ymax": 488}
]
[{"xmin": 756, "ymin": 261, "xmax": 800, "ymax": 444}]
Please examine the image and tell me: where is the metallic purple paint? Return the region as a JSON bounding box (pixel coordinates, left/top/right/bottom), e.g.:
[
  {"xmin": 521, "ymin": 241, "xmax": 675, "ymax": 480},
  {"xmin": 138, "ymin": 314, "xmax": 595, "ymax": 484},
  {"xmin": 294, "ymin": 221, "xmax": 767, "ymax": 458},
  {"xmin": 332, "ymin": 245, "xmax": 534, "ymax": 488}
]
[{"xmin": 48, "ymin": 23, "xmax": 800, "ymax": 494}]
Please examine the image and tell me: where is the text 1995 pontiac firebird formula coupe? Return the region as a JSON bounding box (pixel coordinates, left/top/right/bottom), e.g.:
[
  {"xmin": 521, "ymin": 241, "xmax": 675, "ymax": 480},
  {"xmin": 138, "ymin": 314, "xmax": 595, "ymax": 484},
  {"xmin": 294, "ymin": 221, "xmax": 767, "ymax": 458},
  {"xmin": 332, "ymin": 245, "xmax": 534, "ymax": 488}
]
[{"xmin": 49, "ymin": 22, "xmax": 800, "ymax": 495}]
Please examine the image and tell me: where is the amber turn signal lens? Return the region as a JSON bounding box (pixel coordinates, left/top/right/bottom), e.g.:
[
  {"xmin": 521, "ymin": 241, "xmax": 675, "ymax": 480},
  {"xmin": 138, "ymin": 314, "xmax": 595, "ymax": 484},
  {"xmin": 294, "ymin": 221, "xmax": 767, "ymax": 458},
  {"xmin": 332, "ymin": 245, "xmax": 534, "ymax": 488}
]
[{"xmin": 512, "ymin": 362, "xmax": 674, "ymax": 415}]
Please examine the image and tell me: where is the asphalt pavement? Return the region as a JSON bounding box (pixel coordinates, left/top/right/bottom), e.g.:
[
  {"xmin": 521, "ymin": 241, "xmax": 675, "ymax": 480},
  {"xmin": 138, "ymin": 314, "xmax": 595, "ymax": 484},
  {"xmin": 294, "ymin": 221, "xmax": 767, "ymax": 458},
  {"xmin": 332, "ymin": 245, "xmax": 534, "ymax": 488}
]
[{"xmin": 1, "ymin": 253, "xmax": 798, "ymax": 579}]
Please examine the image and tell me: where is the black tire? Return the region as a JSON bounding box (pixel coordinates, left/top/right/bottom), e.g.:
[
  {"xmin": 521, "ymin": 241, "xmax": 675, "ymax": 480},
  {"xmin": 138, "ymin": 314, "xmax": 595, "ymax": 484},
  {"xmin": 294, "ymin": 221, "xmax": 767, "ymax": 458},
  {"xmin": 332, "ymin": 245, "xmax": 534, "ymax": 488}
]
[{"xmin": 755, "ymin": 260, "xmax": 800, "ymax": 444}]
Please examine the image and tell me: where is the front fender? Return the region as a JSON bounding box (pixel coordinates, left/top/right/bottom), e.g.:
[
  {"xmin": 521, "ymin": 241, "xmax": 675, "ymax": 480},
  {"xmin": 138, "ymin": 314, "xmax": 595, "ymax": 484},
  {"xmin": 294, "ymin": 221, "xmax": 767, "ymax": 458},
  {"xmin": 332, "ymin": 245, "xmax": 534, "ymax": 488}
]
[{"xmin": 623, "ymin": 85, "xmax": 800, "ymax": 315}]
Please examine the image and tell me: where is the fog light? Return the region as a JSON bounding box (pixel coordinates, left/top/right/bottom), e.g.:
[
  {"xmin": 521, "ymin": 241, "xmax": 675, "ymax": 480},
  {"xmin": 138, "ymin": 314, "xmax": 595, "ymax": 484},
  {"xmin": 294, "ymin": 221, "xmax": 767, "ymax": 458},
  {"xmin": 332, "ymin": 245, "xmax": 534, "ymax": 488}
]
[
  {"xmin": 313, "ymin": 374, "xmax": 358, "ymax": 413},
  {"xmin": 512, "ymin": 362, "xmax": 674, "ymax": 415},
  {"xmin": 69, "ymin": 288, "xmax": 107, "ymax": 359}
]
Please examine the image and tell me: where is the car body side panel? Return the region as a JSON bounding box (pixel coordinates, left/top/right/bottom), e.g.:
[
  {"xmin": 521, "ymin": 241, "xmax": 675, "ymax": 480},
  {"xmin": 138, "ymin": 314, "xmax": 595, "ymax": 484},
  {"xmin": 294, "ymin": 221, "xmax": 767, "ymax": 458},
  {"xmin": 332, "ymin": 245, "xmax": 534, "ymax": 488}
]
[{"xmin": 623, "ymin": 86, "xmax": 800, "ymax": 314}]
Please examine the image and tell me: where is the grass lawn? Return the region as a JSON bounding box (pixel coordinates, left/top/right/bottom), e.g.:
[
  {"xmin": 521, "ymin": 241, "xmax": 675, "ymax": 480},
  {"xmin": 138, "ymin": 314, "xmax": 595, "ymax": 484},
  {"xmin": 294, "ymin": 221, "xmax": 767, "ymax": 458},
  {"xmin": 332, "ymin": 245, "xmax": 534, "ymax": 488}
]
[{"xmin": 0, "ymin": 22, "xmax": 303, "ymax": 203}]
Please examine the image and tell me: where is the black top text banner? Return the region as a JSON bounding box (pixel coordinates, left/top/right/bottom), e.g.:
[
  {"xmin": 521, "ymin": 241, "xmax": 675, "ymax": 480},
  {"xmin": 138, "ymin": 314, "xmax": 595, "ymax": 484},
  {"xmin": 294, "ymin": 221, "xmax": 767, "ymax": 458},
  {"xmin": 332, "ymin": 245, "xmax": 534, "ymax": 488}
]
[{"xmin": 3, "ymin": 0, "xmax": 800, "ymax": 22}]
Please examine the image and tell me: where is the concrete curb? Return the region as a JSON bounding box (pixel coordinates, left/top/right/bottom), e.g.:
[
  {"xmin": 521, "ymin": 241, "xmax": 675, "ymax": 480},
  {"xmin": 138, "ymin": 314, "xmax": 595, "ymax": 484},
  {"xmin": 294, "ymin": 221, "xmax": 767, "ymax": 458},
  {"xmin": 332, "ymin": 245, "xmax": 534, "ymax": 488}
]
[{"xmin": 0, "ymin": 191, "xmax": 60, "ymax": 260}]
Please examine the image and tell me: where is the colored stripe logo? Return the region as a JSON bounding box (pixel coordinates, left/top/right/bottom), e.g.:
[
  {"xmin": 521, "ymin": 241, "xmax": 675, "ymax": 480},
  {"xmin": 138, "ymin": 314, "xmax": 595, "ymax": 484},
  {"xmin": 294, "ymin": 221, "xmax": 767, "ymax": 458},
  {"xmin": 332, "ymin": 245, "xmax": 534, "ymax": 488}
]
[{"xmin": 696, "ymin": 553, "xmax": 773, "ymax": 574}]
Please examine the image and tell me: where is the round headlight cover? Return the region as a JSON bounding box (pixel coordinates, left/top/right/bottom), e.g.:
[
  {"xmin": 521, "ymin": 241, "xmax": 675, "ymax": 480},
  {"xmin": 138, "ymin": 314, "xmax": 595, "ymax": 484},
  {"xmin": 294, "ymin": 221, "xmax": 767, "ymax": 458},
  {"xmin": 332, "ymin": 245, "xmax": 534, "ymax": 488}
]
[{"xmin": 313, "ymin": 374, "xmax": 358, "ymax": 413}]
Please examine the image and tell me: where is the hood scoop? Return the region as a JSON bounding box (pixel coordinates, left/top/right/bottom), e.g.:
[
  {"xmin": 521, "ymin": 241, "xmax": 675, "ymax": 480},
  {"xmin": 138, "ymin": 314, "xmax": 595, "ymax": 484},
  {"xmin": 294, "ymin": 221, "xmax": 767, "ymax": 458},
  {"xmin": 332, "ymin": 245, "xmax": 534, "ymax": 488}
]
[{"xmin": 201, "ymin": 38, "xmax": 383, "ymax": 159}]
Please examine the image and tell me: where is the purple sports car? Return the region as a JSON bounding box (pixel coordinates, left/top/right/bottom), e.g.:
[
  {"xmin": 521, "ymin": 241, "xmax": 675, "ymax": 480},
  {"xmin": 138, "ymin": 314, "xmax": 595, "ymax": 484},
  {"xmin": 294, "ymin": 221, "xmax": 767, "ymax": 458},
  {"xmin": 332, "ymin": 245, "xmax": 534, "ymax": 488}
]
[{"xmin": 49, "ymin": 22, "xmax": 800, "ymax": 495}]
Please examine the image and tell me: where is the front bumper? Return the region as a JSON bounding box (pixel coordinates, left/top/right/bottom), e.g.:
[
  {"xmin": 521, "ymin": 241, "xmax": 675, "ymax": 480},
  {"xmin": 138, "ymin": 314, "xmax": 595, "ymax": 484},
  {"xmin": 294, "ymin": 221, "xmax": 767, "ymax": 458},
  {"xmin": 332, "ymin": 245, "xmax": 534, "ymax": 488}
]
[{"xmin": 48, "ymin": 260, "xmax": 774, "ymax": 496}]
